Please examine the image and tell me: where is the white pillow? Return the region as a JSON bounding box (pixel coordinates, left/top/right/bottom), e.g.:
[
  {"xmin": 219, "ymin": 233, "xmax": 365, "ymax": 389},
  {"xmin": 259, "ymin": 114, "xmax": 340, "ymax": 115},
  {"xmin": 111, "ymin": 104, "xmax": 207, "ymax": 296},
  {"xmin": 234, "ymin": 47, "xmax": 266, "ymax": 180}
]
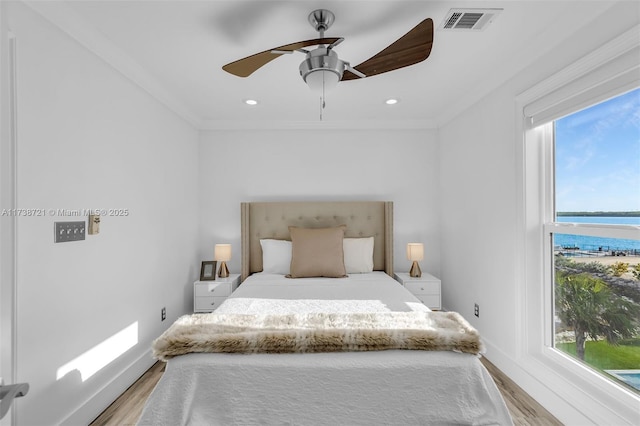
[
  {"xmin": 260, "ymin": 237, "xmax": 374, "ymax": 275},
  {"xmin": 260, "ymin": 239, "xmax": 292, "ymax": 274},
  {"xmin": 343, "ymin": 237, "xmax": 374, "ymax": 273}
]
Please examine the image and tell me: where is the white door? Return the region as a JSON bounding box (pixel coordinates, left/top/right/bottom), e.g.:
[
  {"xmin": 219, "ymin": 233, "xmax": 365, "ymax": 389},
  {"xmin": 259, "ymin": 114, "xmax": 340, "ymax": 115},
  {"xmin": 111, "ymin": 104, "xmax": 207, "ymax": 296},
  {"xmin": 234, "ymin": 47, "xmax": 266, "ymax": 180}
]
[{"xmin": 0, "ymin": 5, "xmax": 25, "ymax": 424}]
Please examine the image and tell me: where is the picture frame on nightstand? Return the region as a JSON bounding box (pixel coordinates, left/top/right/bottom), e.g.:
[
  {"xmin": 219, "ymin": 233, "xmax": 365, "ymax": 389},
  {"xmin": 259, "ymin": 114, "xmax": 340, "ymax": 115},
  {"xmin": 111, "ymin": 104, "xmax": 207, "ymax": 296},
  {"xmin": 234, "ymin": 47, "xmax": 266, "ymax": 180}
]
[{"xmin": 200, "ymin": 261, "xmax": 217, "ymax": 281}]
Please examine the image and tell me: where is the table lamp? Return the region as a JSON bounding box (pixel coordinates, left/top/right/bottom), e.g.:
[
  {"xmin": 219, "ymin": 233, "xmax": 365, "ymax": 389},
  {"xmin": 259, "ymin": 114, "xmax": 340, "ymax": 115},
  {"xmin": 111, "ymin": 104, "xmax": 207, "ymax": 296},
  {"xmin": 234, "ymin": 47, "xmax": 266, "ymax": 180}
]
[
  {"xmin": 214, "ymin": 244, "xmax": 231, "ymax": 278},
  {"xmin": 407, "ymin": 243, "xmax": 424, "ymax": 278}
]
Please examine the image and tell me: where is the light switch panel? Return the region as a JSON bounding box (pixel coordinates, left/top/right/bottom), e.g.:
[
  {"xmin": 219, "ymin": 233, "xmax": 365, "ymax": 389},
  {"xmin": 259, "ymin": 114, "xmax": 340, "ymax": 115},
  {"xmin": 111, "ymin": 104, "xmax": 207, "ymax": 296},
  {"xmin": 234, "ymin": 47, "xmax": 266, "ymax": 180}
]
[
  {"xmin": 54, "ymin": 221, "xmax": 85, "ymax": 243},
  {"xmin": 88, "ymin": 214, "xmax": 100, "ymax": 235}
]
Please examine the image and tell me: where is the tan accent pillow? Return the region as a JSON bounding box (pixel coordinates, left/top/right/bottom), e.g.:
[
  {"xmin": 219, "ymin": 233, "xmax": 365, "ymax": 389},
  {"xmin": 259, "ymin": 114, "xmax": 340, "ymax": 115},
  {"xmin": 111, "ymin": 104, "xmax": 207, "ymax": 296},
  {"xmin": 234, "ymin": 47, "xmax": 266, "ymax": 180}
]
[{"xmin": 287, "ymin": 226, "xmax": 347, "ymax": 278}]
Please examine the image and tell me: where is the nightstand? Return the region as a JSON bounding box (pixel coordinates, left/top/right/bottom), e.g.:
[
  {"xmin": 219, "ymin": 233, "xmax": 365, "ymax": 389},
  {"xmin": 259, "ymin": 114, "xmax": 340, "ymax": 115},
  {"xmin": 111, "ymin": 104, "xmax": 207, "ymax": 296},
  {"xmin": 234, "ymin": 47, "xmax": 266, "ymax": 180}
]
[
  {"xmin": 394, "ymin": 272, "xmax": 442, "ymax": 310},
  {"xmin": 193, "ymin": 274, "xmax": 240, "ymax": 313}
]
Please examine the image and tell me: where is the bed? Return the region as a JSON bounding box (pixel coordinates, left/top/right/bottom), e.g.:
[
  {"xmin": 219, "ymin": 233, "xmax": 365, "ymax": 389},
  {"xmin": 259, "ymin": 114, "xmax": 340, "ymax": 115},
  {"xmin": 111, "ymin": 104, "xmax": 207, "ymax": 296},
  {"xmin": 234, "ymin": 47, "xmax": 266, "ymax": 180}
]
[{"xmin": 138, "ymin": 201, "xmax": 512, "ymax": 425}]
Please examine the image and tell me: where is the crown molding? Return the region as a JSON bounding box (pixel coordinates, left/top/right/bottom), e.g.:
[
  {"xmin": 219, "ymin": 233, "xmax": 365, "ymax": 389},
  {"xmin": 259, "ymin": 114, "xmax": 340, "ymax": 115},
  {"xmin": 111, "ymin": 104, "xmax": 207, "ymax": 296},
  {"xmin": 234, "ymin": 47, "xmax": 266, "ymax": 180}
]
[
  {"xmin": 198, "ymin": 118, "xmax": 438, "ymax": 131},
  {"xmin": 22, "ymin": 0, "xmax": 202, "ymax": 129}
]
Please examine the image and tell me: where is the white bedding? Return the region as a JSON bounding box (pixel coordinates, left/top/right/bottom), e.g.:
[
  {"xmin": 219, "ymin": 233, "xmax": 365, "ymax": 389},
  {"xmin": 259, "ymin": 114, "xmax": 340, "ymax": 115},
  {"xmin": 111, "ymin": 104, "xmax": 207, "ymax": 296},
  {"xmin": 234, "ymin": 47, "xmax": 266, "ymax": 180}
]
[
  {"xmin": 138, "ymin": 273, "xmax": 513, "ymax": 425},
  {"xmin": 216, "ymin": 271, "xmax": 430, "ymax": 314}
]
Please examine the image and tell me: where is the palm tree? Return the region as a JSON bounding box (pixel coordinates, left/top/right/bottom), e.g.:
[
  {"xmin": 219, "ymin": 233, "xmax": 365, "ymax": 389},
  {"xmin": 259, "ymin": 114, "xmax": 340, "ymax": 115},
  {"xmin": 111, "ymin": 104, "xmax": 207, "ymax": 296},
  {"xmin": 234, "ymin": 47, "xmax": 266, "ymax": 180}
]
[{"xmin": 555, "ymin": 271, "xmax": 640, "ymax": 360}]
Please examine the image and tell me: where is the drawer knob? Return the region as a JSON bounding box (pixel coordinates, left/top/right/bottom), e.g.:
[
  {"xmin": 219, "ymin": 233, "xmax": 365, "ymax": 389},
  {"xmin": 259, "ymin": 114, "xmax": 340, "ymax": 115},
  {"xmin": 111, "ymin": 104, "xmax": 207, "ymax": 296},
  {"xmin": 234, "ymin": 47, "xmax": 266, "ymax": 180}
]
[
  {"xmin": 209, "ymin": 288, "xmax": 215, "ymax": 293},
  {"xmin": 420, "ymin": 287, "xmax": 424, "ymax": 291},
  {"xmin": 210, "ymin": 301, "xmax": 216, "ymax": 306}
]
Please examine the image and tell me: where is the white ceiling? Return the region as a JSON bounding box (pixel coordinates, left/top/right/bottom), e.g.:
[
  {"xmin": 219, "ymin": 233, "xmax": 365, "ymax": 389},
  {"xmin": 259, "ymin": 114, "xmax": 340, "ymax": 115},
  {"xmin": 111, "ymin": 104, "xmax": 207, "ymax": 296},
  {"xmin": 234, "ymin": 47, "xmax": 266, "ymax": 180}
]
[{"xmin": 28, "ymin": 1, "xmax": 620, "ymax": 129}]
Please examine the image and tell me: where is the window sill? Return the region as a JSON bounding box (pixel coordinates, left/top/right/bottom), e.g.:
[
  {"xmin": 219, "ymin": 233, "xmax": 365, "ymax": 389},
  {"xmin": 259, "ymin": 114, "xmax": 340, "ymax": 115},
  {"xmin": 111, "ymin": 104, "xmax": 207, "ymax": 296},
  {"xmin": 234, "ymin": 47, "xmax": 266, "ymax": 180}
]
[{"xmin": 520, "ymin": 346, "xmax": 640, "ymax": 425}]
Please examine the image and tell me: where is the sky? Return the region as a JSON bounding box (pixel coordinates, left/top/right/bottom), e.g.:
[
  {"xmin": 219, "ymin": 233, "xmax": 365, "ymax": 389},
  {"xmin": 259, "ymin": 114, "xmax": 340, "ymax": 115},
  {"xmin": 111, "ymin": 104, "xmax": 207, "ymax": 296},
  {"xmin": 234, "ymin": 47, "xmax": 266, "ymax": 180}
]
[{"xmin": 554, "ymin": 87, "xmax": 640, "ymax": 212}]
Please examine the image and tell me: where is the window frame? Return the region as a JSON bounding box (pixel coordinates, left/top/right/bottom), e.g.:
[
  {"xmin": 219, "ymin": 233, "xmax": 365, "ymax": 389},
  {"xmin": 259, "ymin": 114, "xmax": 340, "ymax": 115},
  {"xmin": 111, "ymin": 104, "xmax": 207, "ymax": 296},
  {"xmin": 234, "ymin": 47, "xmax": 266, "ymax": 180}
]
[{"xmin": 515, "ymin": 24, "xmax": 640, "ymax": 424}]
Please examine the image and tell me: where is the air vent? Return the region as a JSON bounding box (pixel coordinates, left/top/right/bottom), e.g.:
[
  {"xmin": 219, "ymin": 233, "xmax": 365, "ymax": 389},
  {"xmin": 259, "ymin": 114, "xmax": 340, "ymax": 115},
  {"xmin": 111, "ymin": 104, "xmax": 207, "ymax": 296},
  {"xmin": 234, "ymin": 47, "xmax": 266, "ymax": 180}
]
[{"xmin": 440, "ymin": 8, "xmax": 503, "ymax": 31}]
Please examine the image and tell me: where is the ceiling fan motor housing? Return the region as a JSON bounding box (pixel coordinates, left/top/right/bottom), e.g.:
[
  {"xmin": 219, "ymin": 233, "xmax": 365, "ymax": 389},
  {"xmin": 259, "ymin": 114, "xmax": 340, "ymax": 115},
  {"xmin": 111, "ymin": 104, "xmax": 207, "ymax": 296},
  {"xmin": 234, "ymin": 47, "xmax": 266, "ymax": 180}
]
[{"xmin": 299, "ymin": 48, "xmax": 345, "ymax": 89}]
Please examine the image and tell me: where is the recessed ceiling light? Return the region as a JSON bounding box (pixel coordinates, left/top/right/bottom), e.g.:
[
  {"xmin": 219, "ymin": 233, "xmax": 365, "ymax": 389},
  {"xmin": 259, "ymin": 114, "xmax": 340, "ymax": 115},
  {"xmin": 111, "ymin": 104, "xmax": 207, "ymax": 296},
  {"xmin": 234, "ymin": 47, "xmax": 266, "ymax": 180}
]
[
  {"xmin": 385, "ymin": 98, "xmax": 399, "ymax": 105},
  {"xmin": 244, "ymin": 99, "xmax": 258, "ymax": 106}
]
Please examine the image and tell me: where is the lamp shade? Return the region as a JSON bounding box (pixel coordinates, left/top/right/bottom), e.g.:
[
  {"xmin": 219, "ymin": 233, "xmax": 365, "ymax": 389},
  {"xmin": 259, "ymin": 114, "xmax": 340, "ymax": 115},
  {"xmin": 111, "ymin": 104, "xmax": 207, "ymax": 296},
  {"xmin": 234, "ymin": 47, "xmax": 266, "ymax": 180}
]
[
  {"xmin": 214, "ymin": 244, "xmax": 231, "ymax": 262},
  {"xmin": 406, "ymin": 243, "xmax": 424, "ymax": 261},
  {"xmin": 305, "ymin": 69, "xmax": 340, "ymax": 93}
]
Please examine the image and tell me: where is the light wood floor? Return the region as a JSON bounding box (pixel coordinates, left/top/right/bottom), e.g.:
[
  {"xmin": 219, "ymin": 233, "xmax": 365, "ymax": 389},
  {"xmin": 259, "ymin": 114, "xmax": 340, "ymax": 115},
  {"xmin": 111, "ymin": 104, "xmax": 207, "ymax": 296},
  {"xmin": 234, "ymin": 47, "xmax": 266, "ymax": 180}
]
[
  {"xmin": 90, "ymin": 357, "xmax": 562, "ymax": 426},
  {"xmin": 479, "ymin": 357, "xmax": 562, "ymax": 425}
]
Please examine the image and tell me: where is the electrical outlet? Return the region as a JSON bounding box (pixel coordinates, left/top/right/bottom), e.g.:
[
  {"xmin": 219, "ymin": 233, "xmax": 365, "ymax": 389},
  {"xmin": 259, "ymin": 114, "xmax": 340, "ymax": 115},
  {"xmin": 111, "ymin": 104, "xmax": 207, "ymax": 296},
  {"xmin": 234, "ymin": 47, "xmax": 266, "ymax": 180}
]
[
  {"xmin": 474, "ymin": 303, "xmax": 479, "ymax": 317},
  {"xmin": 161, "ymin": 307, "xmax": 166, "ymax": 321}
]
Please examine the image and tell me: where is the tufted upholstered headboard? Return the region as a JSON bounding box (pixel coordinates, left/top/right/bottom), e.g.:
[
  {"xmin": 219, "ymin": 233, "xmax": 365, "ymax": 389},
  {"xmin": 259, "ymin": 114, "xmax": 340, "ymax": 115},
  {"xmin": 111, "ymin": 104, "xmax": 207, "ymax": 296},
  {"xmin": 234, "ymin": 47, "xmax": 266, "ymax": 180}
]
[{"xmin": 240, "ymin": 201, "xmax": 393, "ymax": 281}]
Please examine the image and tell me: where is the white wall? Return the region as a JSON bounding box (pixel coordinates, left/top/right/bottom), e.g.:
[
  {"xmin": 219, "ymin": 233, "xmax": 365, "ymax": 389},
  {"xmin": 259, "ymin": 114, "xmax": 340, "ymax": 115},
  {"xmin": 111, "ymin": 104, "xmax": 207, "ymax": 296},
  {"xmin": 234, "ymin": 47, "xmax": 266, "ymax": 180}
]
[
  {"xmin": 438, "ymin": 2, "xmax": 640, "ymax": 424},
  {"xmin": 198, "ymin": 129, "xmax": 440, "ymax": 277},
  {"xmin": 6, "ymin": 2, "xmax": 199, "ymax": 424}
]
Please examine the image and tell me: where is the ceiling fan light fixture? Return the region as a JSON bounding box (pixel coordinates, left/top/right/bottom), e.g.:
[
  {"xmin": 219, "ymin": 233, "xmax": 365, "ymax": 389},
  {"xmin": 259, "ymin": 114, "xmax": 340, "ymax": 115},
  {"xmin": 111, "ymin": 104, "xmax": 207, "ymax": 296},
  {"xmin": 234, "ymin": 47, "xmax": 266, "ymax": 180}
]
[
  {"xmin": 304, "ymin": 69, "xmax": 340, "ymax": 93},
  {"xmin": 222, "ymin": 9, "xmax": 435, "ymax": 102},
  {"xmin": 299, "ymin": 48, "xmax": 345, "ymax": 93}
]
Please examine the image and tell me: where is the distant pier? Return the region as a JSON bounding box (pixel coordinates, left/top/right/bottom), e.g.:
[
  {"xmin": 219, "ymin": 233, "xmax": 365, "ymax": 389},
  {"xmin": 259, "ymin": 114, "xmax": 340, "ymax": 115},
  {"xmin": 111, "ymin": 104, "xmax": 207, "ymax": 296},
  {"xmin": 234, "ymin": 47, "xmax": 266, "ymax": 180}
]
[{"xmin": 554, "ymin": 245, "xmax": 639, "ymax": 258}]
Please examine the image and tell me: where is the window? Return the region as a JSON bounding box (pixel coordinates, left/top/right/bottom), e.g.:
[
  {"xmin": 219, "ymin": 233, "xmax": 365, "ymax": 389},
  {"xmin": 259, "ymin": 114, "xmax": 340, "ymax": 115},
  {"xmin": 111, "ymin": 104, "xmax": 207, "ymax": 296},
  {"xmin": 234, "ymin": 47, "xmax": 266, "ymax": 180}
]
[
  {"xmin": 546, "ymin": 88, "xmax": 640, "ymax": 395},
  {"xmin": 516, "ymin": 25, "xmax": 640, "ymax": 423}
]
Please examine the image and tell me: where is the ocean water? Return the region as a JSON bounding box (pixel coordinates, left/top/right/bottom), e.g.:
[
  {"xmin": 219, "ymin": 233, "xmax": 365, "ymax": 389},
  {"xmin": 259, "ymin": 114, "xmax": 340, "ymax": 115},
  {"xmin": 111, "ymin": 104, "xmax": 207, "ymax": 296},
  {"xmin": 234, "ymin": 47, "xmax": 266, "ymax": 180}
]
[{"xmin": 554, "ymin": 216, "xmax": 640, "ymax": 252}]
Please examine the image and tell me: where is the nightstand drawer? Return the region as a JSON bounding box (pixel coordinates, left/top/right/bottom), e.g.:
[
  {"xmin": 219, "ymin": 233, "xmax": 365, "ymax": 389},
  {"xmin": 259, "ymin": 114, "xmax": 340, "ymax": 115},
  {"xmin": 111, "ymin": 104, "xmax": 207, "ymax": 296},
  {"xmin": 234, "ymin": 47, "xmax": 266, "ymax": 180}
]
[
  {"xmin": 194, "ymin": 282, "xmax": 233, "ymax": 297},
  {"xmin": 403, "ymin": 281, "xmax": 440, "ymax": 295},
  {"xmin": 194, "ymin": 296, "xmax": 227, "ymax": 311},
  {"xmin": 413, "ymin": 294, "xmax": 441, "ymax": 310}
]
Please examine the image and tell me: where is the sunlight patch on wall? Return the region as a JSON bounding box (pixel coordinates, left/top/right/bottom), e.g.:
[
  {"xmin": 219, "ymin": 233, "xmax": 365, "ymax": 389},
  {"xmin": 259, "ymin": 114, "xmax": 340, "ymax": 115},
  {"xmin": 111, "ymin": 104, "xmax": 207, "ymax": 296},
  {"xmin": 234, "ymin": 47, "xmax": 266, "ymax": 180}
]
[{"xmin": 56, "ymin": 322, "xmax": 138, "ymax": 382}]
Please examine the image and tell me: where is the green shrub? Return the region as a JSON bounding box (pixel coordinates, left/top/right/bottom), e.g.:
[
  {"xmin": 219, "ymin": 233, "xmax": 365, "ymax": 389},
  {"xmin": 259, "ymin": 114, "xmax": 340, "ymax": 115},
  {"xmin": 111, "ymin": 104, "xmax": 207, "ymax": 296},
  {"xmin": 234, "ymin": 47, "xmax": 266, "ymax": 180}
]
[
  {"xmin": 555, "ymin": 254, "xmax": 576, "ymax": 269},
  {"xmin": 632, "ymin": 263, "xmax": 640, "ymax": 280},
  {"xmin": 609, "ymin": 262, "xmax": 630, "ymax": 277},
  {"xmin": 578, "ymin": 261, "xmax": 608, "ymax": 274}
]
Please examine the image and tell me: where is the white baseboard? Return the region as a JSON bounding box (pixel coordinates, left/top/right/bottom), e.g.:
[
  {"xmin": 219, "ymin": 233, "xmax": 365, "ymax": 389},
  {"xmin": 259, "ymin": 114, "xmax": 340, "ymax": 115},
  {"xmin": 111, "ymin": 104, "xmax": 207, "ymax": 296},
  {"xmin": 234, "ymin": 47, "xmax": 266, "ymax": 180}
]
[{"xmin": 60, "ymin": 349, "xmax": 155, "ymax": 426}]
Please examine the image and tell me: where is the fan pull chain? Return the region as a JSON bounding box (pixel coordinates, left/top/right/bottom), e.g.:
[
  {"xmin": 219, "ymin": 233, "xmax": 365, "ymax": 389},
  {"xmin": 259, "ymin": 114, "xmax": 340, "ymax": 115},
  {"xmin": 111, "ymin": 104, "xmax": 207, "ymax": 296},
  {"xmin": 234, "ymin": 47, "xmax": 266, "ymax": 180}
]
[
  {"xmin": 320, "ymin": 96, "xmax": 326, "ymax": 121},
  {"xmin": 319, "ymin": 76, "xmax": 327, "ymax": 121}
]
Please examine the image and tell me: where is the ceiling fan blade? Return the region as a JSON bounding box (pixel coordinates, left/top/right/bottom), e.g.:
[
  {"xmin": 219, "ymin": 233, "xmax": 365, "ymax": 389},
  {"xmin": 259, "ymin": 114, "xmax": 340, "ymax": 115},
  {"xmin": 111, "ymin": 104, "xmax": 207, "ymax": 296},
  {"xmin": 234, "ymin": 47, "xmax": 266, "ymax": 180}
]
[
  {"xmin": 341, "ymin": 18, "xmax": 433, "ymax": 81},
  {"xmin": 222, "ymin": 37, "xmax": 343, "ymax": 77}
]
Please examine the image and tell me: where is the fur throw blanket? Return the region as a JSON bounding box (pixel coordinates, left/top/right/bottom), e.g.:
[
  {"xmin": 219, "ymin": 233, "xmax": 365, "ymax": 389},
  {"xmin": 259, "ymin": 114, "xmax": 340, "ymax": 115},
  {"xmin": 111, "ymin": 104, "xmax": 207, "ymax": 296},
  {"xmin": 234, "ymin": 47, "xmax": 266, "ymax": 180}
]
[{"xmin": 152, "ymin": 311, "xmax": 484, "ymax": 361}]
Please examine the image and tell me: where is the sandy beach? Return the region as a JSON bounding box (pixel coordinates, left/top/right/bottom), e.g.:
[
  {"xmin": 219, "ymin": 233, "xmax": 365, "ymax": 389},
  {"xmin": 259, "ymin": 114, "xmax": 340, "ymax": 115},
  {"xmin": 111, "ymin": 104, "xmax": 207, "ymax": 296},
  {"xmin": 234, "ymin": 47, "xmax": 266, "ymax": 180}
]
[
  {"xmin": 567, "ymin": 255, "xmax": 640, "ymax": 280},
  {"xmin": 570, "ymin": 255, "xmax": 640, "ymax": 266}
]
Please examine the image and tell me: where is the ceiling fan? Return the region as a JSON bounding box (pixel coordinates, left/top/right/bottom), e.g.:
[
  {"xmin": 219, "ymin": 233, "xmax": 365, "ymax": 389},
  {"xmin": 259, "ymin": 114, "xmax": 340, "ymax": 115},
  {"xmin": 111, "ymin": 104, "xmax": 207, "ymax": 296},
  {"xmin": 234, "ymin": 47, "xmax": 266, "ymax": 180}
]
[{"xmin": 222, "ymin": 9, "xmax": 434, "ymax": 93}]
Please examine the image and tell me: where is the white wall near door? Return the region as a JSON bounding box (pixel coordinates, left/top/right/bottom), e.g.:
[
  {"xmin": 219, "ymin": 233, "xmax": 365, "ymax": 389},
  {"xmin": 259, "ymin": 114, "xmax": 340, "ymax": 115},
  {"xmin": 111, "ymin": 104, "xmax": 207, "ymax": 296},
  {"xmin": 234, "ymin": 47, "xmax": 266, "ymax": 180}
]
[{"xmin": 5, "ymin": 2, "xmax": 199, "ymax": 424}]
